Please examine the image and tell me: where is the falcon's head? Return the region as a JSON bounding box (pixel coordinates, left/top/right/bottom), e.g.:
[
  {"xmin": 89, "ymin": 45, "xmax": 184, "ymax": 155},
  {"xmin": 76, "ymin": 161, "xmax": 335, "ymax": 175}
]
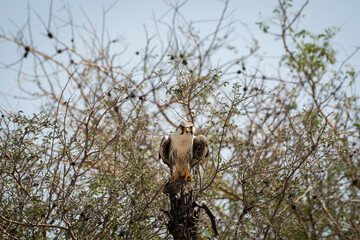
[{"xmin": 176, "ymin": 121, "xmax": 195, "ymax": 135}]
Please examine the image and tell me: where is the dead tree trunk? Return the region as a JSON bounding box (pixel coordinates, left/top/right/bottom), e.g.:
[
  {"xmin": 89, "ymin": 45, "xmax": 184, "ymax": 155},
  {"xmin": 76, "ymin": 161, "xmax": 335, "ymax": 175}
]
[{"xmin": 162, "ymin": 177, "xmax": 218, "ymax": 240}]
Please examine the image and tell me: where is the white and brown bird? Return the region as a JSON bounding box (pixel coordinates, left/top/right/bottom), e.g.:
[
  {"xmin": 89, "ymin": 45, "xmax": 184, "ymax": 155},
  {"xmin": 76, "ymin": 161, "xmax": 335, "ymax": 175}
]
[{"xmin": 159, "ymin": 122, "xmax": 208, "ymax": 183}]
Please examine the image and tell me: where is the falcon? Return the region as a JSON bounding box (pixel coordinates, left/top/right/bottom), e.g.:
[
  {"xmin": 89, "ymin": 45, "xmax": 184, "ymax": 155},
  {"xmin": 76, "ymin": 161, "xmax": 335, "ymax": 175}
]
[{"xmin": 159, "ymin": 122, "xmax": 209, "ymax": 183}]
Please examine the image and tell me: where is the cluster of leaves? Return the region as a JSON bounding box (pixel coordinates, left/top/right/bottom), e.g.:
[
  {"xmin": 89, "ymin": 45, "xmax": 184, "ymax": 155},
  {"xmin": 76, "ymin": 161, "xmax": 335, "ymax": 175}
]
[{"xmin": 0, "ymin": 108, "xmax": 165, "ymax": 239}]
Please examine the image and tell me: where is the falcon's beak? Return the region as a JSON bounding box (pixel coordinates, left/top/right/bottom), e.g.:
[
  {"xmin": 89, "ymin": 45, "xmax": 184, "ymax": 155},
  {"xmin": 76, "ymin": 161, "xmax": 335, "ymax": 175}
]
[{"xmin": 184, "ymin": 127, "xmax": 191, "ymax": 134}]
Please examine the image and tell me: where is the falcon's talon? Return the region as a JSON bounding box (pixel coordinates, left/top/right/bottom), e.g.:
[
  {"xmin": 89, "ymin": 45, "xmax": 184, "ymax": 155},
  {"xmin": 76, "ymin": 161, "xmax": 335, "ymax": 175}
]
[
  {"xmin": 184, "ymin": 169, "xmax": 192, "ymax": 182},
  {"xmin": 170, "ymin": 172, "xmax": 178, "ymax": 183}
]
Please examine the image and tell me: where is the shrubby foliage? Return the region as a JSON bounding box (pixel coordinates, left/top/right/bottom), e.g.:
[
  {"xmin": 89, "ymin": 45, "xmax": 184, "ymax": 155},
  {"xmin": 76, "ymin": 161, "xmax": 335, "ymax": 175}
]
[{"xmin": 0, "ymin": 0, "xmax": 359, "ymax": 239}]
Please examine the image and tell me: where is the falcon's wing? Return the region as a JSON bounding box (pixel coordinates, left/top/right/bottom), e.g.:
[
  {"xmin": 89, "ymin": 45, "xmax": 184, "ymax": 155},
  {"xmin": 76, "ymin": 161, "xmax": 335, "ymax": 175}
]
[
  {"xmin": 191, "ymin": 135, "xmax": 209, "ymax": 168},
  {"xmin": 159, "ymin": 135, "xmax": 171, "ymax": 168}
]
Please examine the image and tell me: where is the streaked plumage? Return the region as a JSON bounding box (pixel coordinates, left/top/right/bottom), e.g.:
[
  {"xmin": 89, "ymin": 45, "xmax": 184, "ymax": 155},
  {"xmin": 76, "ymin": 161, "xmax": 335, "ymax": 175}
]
[{"xmin": 159, "ymin": 122, "xmax": 209, "ymax": 183}]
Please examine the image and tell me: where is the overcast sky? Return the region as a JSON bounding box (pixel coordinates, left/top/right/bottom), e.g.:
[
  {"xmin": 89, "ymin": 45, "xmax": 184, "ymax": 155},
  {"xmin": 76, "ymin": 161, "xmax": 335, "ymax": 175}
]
[{"xmin": 1, "ymin": 0, "xmax": 359, "ymax": 114}]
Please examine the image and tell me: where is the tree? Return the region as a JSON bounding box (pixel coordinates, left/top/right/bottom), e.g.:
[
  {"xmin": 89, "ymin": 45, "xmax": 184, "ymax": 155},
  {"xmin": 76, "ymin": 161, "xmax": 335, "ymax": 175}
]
[{"xmin": 1, "ymin": 0, "xmax": 359, "ymax": 239}]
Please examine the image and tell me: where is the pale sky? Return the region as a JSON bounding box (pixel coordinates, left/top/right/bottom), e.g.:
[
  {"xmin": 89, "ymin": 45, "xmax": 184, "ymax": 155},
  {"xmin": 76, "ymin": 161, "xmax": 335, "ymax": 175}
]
[{"xmin": 1, "ymin": 0, "xmax": 359, "ymax": 114}]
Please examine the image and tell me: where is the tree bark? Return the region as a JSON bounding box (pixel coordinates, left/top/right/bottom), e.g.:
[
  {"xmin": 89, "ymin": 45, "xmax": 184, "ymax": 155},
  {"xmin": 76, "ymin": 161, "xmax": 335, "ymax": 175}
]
[{"xmin": 163, "ymin": 177, "xmax": 200, "ymax": 240}]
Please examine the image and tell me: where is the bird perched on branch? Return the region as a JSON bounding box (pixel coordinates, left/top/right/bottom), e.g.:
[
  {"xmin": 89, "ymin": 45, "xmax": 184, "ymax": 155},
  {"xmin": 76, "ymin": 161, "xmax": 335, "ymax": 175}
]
[{"xmin": 159, "ymin": 122, "xmax": 209, "ymax": 183}]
